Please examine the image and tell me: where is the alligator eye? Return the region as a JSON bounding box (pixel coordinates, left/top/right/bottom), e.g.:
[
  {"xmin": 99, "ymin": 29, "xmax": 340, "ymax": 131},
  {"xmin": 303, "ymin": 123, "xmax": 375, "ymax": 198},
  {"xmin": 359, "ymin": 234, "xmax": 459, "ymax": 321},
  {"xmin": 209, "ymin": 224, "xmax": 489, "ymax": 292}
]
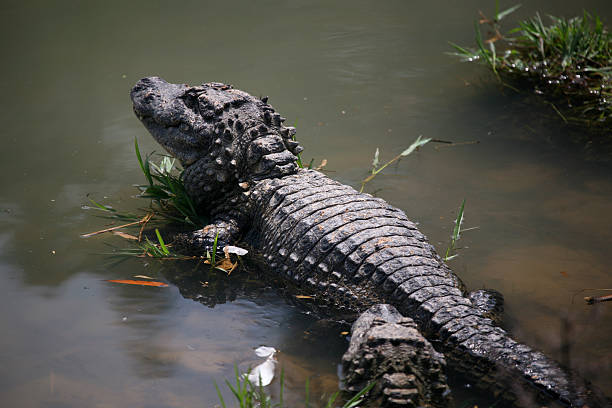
[
  {"xmin": 181, "ymin": 91, "xmax": 200, "ymax": 114},
  {"xmin": 179, "ymin": 123, "xmax": 190, "ymax": 133}
]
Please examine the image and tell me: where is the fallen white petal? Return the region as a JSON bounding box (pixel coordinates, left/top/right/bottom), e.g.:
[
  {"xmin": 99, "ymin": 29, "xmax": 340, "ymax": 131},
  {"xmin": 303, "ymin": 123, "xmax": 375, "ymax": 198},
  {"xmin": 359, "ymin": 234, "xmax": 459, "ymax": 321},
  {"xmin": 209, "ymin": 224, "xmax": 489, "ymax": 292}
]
[
  {"xmin": 254, "ymin": 346, "xmax": 276, "ymax": 358},
  {"xmin": 246, "ymin": 358, "xmax": 276, "ymax": 386},
  {"xmin": 224, "ymin": 245, "xmax": 249, "ymax": 256}
]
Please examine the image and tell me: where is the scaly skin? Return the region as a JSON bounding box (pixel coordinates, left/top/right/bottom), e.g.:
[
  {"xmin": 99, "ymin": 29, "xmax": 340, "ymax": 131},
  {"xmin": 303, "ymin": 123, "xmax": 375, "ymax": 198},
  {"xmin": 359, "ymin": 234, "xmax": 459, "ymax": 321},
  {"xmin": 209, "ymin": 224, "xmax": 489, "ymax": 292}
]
[
  {"xmin": 131, "ymin": 77, "xmax": 608, "ymax": 407},
  {"xmin": 342, "ymin": 304, "xmax": 452, "ymax": 407}
]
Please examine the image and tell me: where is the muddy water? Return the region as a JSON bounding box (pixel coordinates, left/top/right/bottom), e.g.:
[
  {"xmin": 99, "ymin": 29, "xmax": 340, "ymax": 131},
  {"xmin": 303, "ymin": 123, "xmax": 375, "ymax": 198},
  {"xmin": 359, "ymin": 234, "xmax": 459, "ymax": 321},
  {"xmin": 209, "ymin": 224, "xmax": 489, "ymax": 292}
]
[{"xmin": 0, "ymin": 1, "xmax": 611, "ymax": 406}]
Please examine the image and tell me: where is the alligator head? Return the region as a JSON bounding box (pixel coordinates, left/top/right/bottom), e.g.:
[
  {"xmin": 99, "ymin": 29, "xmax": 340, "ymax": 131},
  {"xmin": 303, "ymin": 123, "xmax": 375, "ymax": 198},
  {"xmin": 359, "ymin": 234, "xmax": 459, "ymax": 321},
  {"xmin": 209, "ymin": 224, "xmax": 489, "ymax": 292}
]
[{"xmin": 131, "ymin": 77, "xmax": 302, "ymax": 208}]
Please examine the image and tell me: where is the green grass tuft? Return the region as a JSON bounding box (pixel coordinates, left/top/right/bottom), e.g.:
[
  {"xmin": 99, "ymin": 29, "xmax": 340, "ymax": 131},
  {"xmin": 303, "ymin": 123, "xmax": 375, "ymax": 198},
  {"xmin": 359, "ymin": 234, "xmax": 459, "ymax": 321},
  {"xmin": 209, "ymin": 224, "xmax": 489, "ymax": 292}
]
[
  {"xmin": 450, "ymin": 7, "xmax": 612, "ymax": 129},
  {"xmin": 134, "ymin": 138, "xmax": 208, "ymax": 227},
  {"xmin": 214, "ymin": 366, "xmax": 374, "ymax": 408}
]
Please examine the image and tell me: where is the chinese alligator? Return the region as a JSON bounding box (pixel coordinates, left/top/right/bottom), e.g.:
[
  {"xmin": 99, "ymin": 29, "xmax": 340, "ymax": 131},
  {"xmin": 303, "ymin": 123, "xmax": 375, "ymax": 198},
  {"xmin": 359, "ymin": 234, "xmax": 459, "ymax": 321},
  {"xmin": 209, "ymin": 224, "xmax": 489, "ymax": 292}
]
[{"xmin": 130, "ymin": 77, "xmax": 607, "ymax": 407}]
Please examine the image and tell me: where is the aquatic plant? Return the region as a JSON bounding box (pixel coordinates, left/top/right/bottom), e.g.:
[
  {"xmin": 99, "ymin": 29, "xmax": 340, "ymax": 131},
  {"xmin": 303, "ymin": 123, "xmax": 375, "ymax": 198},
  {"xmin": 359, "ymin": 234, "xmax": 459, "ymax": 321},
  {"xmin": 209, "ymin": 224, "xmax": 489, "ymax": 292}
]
[
  {"xmin": 83, "ymin": 141, "xmax": 244, "ymax": 271},
  {"xmin": 215, "ymin": 366, "xmax": 374, "ymax": 408},
  {"xmin": 359, "ymin": 135, "xmax": 431, "ymax": 193},
  {"xmin": 135, "ymin": 138, "xmax": 208, "ymax": 227},
  {"xmin": 450, "ymin": 5, "xmax": 612, "ymax": 129}
]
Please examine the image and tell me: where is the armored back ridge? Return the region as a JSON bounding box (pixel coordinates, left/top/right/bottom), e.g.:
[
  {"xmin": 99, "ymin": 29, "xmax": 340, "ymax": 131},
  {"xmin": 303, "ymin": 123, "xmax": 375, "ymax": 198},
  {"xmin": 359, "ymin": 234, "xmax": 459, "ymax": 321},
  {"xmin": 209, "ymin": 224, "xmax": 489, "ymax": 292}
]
[{"xmin": 131, "ymin": 77, "xmax": 609, "ymax": 407}]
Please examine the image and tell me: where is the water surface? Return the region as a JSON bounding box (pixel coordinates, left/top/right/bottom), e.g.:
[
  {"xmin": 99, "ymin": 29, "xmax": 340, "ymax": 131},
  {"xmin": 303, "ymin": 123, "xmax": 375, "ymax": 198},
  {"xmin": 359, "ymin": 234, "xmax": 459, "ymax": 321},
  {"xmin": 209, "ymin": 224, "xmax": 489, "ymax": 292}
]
[{"xmin": 1, "ymin": 1, "xmax": 611, "ymax": 406}]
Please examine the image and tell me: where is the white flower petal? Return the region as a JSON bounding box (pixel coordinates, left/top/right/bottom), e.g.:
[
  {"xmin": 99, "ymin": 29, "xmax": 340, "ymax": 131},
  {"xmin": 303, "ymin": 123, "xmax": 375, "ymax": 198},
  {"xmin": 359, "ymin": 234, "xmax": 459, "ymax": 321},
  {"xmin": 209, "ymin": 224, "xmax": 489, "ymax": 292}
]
[
  {"xmin": 246, "ymin": 358, "xmax": 276, "ymax": 386},
  {"xmin": 224, "ymin": 245, "xmax": 249, "ymax": 256},
  {"xmin": 254, "ymin": 346, "xmax": 276, "ymax": 358}
]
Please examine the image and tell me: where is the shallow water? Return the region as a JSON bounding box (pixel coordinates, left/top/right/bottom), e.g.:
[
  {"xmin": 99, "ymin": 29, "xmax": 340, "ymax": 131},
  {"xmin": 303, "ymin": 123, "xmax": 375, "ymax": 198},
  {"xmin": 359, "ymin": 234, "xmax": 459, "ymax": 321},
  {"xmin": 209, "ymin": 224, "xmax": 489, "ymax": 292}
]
[{"xmin": 0, "ymin": 1, "xmax": 611, "ymax": 406}]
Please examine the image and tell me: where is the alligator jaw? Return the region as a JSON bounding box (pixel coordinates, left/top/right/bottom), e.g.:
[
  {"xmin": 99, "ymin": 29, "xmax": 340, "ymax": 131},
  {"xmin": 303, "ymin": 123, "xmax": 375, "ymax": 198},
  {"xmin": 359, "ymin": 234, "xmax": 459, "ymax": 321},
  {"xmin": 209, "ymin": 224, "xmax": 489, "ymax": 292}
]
[{"xmin": 131, "ymin": 77, "xmax": 210, "ymax": 168}]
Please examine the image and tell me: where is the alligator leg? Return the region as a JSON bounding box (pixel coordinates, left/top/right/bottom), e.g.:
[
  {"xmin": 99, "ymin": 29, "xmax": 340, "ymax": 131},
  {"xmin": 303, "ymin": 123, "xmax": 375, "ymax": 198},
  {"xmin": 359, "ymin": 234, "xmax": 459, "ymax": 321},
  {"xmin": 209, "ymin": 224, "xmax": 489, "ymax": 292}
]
[{"xmin": 173, "ymin": 214, "xmax": 243, "ymax": 255}]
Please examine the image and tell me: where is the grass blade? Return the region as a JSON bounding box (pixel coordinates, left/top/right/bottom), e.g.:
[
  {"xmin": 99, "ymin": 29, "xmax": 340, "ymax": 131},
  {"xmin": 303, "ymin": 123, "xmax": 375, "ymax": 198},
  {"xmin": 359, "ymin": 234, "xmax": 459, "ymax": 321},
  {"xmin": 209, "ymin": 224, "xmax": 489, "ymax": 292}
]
[
  {"xmin": 400, "ymin": 135, "xmax": 432, "ymax": 157},
  {"xmin": 210, "ymin": 231, "xmax": 219, "ymax": 267},
  {"xmin": 155, "ymin": 229, "xmax": 170, "ymax": 256},
  {"xmin": 342, "ymin": 382, "xmax": 375, "ymax": 408},
  {"xmin": 135, "ymin": 138, "xmax": 153, "ymax": 187},
  {"xmin": 214, "ymin": 381, "xmax": 227, "ymax": 408},
  {"xmin": 496, "ymin": 4, "xmax": 521, "ymax": 21}
]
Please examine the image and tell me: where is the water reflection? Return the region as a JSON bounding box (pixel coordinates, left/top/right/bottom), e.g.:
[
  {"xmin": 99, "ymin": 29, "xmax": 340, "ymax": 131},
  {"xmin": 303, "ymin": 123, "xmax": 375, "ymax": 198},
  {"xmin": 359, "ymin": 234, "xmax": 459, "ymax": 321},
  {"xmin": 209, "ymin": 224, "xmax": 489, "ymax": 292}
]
[{"xmin": 0, "ymin": 0, "xmax": 611, "ymax": 406}]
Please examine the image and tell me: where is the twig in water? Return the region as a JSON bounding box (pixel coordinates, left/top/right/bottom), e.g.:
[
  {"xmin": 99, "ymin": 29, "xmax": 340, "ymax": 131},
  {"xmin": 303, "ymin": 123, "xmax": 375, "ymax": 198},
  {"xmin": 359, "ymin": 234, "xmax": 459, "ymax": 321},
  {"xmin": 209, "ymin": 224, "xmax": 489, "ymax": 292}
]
[
  {"xmin": 585, "ymin": 294, "xmax": 612, "ymax": 304},
  {"xmin": 81, "ymin": 215, "xmax": 152, "ymax": 238}
]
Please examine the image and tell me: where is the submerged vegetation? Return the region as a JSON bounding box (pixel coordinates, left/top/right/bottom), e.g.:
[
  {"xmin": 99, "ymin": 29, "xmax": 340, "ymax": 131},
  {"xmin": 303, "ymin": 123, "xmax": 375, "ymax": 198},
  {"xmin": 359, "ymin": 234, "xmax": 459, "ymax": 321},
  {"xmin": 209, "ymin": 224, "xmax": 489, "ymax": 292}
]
[{"xmin": 450, "ymin": 4, "xmax": 611, "ymax": 130}]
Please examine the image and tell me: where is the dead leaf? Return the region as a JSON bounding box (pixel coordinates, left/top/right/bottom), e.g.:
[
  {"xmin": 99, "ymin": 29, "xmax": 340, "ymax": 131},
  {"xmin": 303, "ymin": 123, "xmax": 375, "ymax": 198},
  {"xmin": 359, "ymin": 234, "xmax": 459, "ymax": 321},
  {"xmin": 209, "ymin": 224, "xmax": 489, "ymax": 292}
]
[
  {"xmin": 133, "ymin": 275, "xmax": 155, "ymax": 279},
  {"xmin": 106, "ymin": 279, "xmax": 168, "ymax": 287},
  {"xmin": 560, "ymin": 271, "xmax": 568, "ymax": 277},
  {"xmin": 295, "ymin": 295, "xmax": 313, "ymax": 299},
  {"xmin": 113, "ymin": 231, "xmax": 138, "ymax": 240},
  {"xmin": 340, "ymin": 331, "xmax": 349, "ymax": 336},
  {"xmin": 211, "ymin": 257, "xmax": 238, "ymax": 275},
  {"xmin": 485, "ymin": 32, "xmax": 503, "ymax": 44}
]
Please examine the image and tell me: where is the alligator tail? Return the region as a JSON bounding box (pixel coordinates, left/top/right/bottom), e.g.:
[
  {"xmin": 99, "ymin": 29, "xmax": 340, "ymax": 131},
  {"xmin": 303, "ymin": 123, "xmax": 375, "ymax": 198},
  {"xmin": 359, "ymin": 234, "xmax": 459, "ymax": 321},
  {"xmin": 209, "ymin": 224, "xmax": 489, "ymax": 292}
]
[{"xmin": 388, "ymin": 282, "xmax": 606, "ymax": 407}]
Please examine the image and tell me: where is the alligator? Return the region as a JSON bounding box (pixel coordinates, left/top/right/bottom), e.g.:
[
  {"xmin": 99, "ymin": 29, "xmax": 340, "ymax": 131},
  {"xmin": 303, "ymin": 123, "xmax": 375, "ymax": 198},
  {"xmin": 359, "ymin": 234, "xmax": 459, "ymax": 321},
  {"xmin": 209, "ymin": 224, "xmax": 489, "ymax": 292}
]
[{"xmin": 130, "ymin": 76, "xmax": 607, "ymax": 407}]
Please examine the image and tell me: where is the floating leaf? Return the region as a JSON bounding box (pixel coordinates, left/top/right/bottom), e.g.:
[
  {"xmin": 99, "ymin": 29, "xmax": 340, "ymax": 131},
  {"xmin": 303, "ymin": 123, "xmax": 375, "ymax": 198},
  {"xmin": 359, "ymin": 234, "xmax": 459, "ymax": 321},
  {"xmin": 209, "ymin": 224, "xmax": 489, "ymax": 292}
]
[{"xmin": 107, "ymin": 279, "xmax": 168, "ymax": 287}]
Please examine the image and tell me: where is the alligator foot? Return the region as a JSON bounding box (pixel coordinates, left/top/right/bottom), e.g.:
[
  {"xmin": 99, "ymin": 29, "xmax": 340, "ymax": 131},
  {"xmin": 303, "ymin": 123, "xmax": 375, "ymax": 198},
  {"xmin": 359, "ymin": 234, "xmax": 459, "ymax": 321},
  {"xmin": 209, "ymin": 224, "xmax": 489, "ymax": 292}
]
[
  {"xmin": 342, "ymin": 304, "xmax": 452, "ymax": 408},
  {"xmin": 173, "ymin": 217, "xmax": 242, "ymax": 255}
]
